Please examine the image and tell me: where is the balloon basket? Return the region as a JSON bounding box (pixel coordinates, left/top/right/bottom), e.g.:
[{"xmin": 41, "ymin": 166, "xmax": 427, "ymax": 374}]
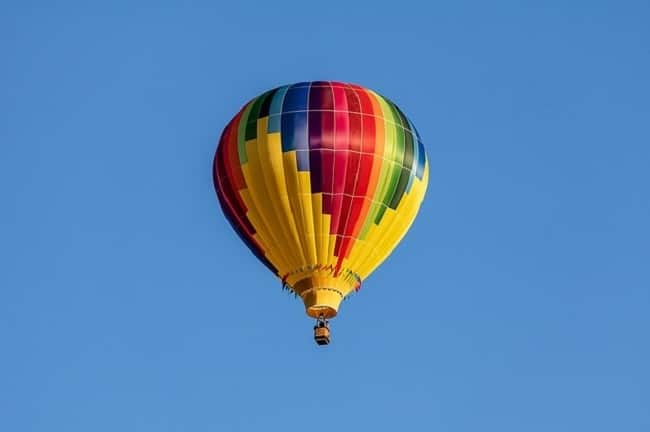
[{"xmin": 313, "ymin": 317, "xmax": 331, "ymax": 346}]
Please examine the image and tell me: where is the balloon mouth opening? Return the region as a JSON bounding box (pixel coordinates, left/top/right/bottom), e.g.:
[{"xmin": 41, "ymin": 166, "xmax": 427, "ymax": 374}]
[
  {"xmin": 298, "ymin": 285, "xmax": 344, "ymax": 319},
  {"xmin": 307, "ymin": 305, "xmax": 337, "ymax": 319}
]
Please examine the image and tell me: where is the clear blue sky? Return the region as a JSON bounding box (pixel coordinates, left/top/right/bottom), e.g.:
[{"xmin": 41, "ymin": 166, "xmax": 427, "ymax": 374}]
[{"xmin": 2, "ymin": 1, "xmax": 649, "ymax": 431}]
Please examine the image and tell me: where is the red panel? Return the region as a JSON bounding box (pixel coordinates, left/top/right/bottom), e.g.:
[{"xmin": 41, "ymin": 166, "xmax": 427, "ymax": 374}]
[
  {"xmin": 337, "ymin": 86, "xmax": 363, "ymax": 229},
  {"xmin": 334, "ymin": 192, "xmax": 353, "ymax": 257},
  {"xmin": 223, "ymin": 112, "xmax": 247, "ymax": 191},
  {"xmin": 347, "ymin": 111, "xmax": 363, "ymax": 153},
  {"xmin": 320, "ymin": 150, "xmax": 334, "ymax": 214},
  {"xmin": 330, "ymin": 193, "xmax": 344, "ymax": 242},
  {"xmin": 329, "ymin": 86, "xmax": 349, "ymax": 238},
  {"xmin": 222, "ymin": 116, "xmax": 250, "ymax": 225},
  {"xmin": 354, "ymin": 153, "xmax": 374, "ymax": 197},
  {"xmin": 329, "ymin": 150, "xmax": 348, "ymax": 233},
  {"xmin": 337, "ymin": 195, "xmax": 365, "ymax": 262},
  {"xmin": 360, "ymin": 113, "xmax": 376, "ymax": 154},
  {"xmin": 344, "ymin": 151, "xmax": 361, "ymax": 191}
]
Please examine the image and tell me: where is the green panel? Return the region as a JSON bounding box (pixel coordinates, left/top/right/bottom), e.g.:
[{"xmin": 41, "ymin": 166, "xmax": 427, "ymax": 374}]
[
  {"xmin": 237, "ymin": 102, "xmax": 254, "ymax": 164},
  {"xmin": 376, "ymin": 102, "xmax": 405, "ymax": 215},
  {"xmin": 388, "ymin": 103, "xmax": 415, "ymax": 209},
  {"xmin": 389, "ymin": 167, "xmax": 411, "ymax": 209},
  {"xmin": 376, "ymin": 161, "xmax": 401, "ymax": 222},
  {"xmin": 367, "ymin": 112, "xmax": 397, "ymax": 227},
  {"xmin": 388, "ymin": 103, "xmax": 406, "ymax": 164},
  {"xmin": 244, "ymin": 92, "xmax": 268, "ymax": 141}
]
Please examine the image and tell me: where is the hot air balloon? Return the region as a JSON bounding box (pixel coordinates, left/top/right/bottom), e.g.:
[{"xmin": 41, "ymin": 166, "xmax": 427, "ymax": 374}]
[{"xmin": 213, "ymin": 81, "xmax": 428, "ymax": 345}]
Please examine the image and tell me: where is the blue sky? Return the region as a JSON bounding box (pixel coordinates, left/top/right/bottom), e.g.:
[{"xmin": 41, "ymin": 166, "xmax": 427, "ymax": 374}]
[{"xmin": 1, "ymin": 1, "xmax": 649, "ymax": 431}]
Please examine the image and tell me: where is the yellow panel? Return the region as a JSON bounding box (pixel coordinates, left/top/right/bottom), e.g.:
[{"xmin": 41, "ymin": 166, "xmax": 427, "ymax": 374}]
[
  {"xmin": 256, "ymin": 130, "xmax": 305, "ymax": 265},
  {"xmin": 310, "ymin": 192, "xmax": 327, "ymax": 265},
  {"xmin": 239, "ymin": 190, "xmax": 290, "ymax": 274},
  {"xmin": 356, "ymin": 166, "xmax": 429, "ymax": 278},
  {"xmin": 253, "ymin": 121, "xmax": 305, "ymax": 270},
  {"xmin": 243, "ymin": 145, "xmax": 299, "ymax": 270},
  {"xmin": 281, "ymin": 151, "xmax": 310, "ymax": 269},
  {"xmin": 297, "ymin": 171, "xmax": 317, "ymax": 266}
]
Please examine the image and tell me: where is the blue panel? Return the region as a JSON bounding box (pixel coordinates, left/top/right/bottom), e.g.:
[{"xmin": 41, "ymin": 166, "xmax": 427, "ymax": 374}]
[
  {"xmin": 416, "ymin": 139, "xmax": 426, "ymax": 179},
  {"xmin": 404, "ymin": 116, "xmax": 426, "ymax": 180},
  {"xmin": 267, "ymin": 86, "xmax": 289, "ymax": 133},
  {"xmin": 281, "ymin": 112, "xmax": 308, "ymax": 152},
  {"xmin": 282, "ymin": 84, "xmax": 310, "ymax": 112},
  {"xmin": 412, "ymin": 122, "xmax": 423, "ymax": 141},
  {"xmin": 296, "ymin": 150, "xmax": 310, "ymax": 172},
  {"xmin": 406, "ymin": 156, "xmax": 417, "ymax": 194}
]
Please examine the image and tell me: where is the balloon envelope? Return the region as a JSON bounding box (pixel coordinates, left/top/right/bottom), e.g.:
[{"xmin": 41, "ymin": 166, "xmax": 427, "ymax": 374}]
[{"xmin": 213, "ymin": 81, "xmax": 428, "ymax": 318}]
